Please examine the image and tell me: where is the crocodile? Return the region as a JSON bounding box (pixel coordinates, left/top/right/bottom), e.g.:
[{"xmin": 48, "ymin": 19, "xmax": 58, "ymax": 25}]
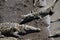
[
  {"xmin": 0, "ymin": 23, "xmax": 40, "ymax": 38},
  {"xmin": 20, "ymin": 0, "xmax": 59, "ymax": 24}
]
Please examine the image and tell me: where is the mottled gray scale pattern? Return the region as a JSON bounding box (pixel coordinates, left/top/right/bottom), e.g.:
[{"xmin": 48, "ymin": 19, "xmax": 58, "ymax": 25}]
[
  {"xmin": 0, "ymin": 23, "xmax": 18, "ymax": 32},
  {"xmin": 0, "ymin": 0, "xmax": 59, "ymax": 40}
]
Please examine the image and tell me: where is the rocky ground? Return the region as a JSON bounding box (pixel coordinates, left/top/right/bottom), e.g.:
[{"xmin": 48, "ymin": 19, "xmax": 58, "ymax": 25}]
[
  {"xmin": 50, "ymin": 0, "xmax": 60, "ymax": 40},
  {"xmin": 0, "ymin": 0, "xmax": 60, "ymax": 40}
]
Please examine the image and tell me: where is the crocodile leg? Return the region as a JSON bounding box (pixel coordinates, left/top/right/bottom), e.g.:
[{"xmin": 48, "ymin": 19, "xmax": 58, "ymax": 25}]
[
  {"xmin": 0, "ymin": 32, "xmax": 5, "ymax": 38},
  {"xmin": 12, "ymin": 31, "xmax": 23, "ymax": 39}
]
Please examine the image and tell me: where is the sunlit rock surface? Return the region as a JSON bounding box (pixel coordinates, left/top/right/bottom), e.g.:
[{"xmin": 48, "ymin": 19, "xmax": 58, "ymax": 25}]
[{"xmin": 0, "ymin": 0, "xmax": 60, "ymax": 40}]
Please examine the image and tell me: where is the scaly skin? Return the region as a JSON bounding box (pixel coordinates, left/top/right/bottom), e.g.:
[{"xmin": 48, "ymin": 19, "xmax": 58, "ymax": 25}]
[
  {"xmin": 22, "ymin": 0, "xmax": 58, "ymax": 17},
  {"xmin": 20, "ymin": 0, "xmax": 59, "ymax": 24},
  {"xmin": 0, "ymin": 23, "xmax": 40, "ymax": 38}
]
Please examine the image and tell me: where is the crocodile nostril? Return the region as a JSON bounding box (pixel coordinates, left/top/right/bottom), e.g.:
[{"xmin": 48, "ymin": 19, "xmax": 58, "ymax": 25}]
[{"xmin": 24, "ymin": 5, "xmax": 27, "ymax": 7}]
